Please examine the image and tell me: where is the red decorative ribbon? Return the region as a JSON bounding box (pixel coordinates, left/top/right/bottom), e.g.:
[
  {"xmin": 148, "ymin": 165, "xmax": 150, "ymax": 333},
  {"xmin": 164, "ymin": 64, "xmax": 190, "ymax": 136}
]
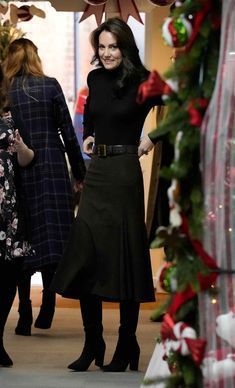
[
  {"xmin": 79, "ymin": 3, "xmax": 106, "ymax": 26},
  {"xmin": 167, "ymin": 214, "xmax": 219, "ymax": 316},
  {"xmin": 137, "ymin": 71, "xmax": 167, "ymax": 104},
  {"xmin": 168, "ymin": 19, "xmax": 180, "ymax": 47},
  {"xmin": 188, "ymin": 98, "xmax": 209, "ymax": 126},
  {"xmin": 117, "ymin": 0, "xmax": 143, "ymax": 24},
  {"xmin": 185, "ymin": 0, "xmax": 212, "ymax": 52},
  {"xmin": 161, "ymin": 313, "xmax": 177, "ymax": 341},
  {"xmin": 185, "ymin": 337, "xmax": 207, "ymax": 366},
  {"xmin": 161, "ymin": 314, "xmax": 207, "ymax": 366}
]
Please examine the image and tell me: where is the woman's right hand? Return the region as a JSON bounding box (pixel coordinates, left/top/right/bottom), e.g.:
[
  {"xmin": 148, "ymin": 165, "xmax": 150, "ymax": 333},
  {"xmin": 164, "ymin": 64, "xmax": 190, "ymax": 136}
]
[{"xmin": 82, "ymin": 136, "xmax": 94, "ymax": 156}]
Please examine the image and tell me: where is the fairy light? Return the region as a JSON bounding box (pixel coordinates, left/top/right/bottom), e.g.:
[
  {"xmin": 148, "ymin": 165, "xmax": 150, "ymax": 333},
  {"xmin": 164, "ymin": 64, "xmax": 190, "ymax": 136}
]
[
  {"xmin": 211, "ymin": 298, "xmax": 217, "ymax": 304},
  {"xmin": 228, "ymin": 228, "xmax": 232, "ymax": 232}
]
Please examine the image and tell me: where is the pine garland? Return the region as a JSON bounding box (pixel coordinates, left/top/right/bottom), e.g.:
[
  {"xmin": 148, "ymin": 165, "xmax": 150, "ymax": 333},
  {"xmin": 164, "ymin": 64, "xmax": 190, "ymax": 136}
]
[{"xmin": 145, "ymin": 1, "xmax": 222, "ymax": 386}]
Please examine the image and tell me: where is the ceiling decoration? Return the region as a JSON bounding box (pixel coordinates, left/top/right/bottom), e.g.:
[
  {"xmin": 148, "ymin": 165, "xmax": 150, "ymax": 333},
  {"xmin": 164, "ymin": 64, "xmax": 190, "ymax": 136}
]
[
  {"xmin": 0, "ymin": 1, "xmax": 173, "ymax": 26},
  {"xmin": 0, "ymin": 1, "xmax": 45, "ymax": 23},
  {"xmin": 79, "ymin": 0, "xmax": 143, "ymax": 25}
]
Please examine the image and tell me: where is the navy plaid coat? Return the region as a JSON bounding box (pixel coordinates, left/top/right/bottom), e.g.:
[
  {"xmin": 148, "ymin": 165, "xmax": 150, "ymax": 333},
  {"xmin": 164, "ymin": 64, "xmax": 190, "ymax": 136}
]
[{"xmin": 9, "ymin": 75, "xmax": 86, "ymax": 268}]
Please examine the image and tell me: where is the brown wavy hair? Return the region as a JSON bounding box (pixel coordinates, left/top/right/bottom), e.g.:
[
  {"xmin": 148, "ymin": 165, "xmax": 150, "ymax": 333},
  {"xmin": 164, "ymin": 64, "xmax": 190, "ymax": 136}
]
[
  {"xmin": 0, "ymin": 64, "xmax": 10, "ymax": 115},
  {"xmin": 3, "ymin": 38, "xmax": 44, "ymax": 82},
  {"xmin": 90, "ymin": 18, "xmax": 148, "ymax": 92}
]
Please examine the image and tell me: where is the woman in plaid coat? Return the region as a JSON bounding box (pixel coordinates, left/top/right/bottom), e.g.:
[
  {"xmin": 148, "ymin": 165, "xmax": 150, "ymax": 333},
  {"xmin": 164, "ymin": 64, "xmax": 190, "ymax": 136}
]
[{"xmin": 4, "ymin": 38, "xmax": 86, "ymax": 335}]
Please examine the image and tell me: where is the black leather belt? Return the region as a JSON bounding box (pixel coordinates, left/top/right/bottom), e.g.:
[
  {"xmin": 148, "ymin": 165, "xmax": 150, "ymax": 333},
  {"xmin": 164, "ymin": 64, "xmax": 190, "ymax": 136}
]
[{"xmin": 93, "ymin": 144, "xmax": 138, "ymax": 157}]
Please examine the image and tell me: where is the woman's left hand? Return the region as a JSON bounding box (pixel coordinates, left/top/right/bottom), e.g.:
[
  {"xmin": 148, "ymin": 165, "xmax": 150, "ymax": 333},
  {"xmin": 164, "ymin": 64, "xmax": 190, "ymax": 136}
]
[
  {"xmin": 138, "ymin": 135, "xmax": 154, "ymax": 158},
  {"xmin": 74, "ymin": 181, "xmax": 83, "ymax": 192}
]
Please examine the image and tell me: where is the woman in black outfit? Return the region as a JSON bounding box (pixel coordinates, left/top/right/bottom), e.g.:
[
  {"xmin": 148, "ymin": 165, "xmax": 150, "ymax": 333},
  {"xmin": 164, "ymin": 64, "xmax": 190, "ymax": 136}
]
[{"xmin": 51, "ymin": 18, "xmax": 162, "ymax": 372}]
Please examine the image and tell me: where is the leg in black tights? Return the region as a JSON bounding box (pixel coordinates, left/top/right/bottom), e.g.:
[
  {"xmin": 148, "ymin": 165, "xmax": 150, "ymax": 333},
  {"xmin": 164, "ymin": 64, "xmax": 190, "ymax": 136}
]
[
  {"xmin": 0, "ymin": 260, "xmax": 24, "ymax": 366},
  {"xmin": 102, "ymin": 301, "xmax": 140, "ymax": 372},
  {"xmin": 15, "ymin": 270, "xmax": 33, "ymax": 336},
  {"xmin": 34, "ymin": 269, "xmax": 56, "ymax": 329},
  {"xmin": 68, "ymin": 294, "xmax": 105, "ymax": 371}
]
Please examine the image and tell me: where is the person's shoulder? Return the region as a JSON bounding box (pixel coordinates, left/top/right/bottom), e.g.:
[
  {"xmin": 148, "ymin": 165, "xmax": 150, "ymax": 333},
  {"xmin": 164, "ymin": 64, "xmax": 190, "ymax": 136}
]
[
  {"xmin": 41, "ymin": 76, "xmax": 60, "ymax": 85},
  {"xmin": 40, "ymin": 76, "xmax": 64, "ymax": 94},
  {"xmin": 87, "ymin": 67, "xmax": 104, "ymax": 81}
]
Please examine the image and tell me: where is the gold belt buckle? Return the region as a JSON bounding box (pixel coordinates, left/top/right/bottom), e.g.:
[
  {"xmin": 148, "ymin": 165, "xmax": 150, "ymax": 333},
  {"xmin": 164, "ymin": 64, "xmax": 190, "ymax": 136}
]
[{"xmin": 97, "ymin": 144, "xmax": 107, "ymax": 157}]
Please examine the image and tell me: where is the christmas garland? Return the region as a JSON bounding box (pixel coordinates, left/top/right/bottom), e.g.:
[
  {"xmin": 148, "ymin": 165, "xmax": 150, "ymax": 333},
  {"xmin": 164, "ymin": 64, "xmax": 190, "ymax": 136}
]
[{"xmin": 139, "ymin": 0, "xmax": 221, "ymax": 386}]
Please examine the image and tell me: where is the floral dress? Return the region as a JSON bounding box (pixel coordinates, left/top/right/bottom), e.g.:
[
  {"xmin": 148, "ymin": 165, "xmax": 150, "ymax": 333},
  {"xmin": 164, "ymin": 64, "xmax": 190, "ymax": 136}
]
[{"xmin": 0, "ymin": 114, "xmax": 34, "ymax": 262}]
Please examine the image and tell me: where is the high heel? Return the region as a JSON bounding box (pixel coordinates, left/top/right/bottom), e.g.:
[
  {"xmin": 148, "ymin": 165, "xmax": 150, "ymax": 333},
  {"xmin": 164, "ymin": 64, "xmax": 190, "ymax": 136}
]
[
  {"xmin": 102, "ymin": 335, "xmax": 140, "ymax": 372},
  {"xmin": 68, "ymin": 337, "xmax": 106, "ymax": 371},
  {"xmin": 0, "ymin": 342, "xmax": 13, "ymax": 367}
]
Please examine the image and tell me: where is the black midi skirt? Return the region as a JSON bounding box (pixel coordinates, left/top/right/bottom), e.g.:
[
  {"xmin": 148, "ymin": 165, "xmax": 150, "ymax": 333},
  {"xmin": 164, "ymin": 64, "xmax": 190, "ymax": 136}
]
[{"xmin": 51, "ymin": 154, "xmax": 155, "ymax": 303}]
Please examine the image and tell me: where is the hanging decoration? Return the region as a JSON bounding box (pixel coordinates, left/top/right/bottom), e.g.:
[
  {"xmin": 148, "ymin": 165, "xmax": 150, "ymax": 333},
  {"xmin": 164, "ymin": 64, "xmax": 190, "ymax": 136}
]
[
  {"xmin": 4, "ymin": 3, "xmax": 46, "ymax": 24},
  {"xmin": 16, "ymin": 5, "xmax": 33, "ymax": 22},
  {"xmin": 117, "ymin": 0, "xmax": 143, "ymax": 24},
  {"xmin": 79, "ymin": 2, "xmax": 105, "ymax": 26},
  {"xmin": 0, "ymin": 1, "xmax": 8, "ymax": 14},
  {"xmin": 148, "ymin": 0, "xmax": 176, "ymax": 6},
  {"xmin": 159, "ymin": 262, "xmax": 177, "ymax": 293},
  {"xmin": 216, "ymin": 310, "xmax": 235, "ymax": 348},
  {"xmin": 79, "ymin": 0, "xmax": 142, "ymax": 26},
  {"xmin": 162, "ymin": 15, "xmax": 192, "ymax": 47},
  {"xmin": 84, "ymin": 0, "xmax": 107, "ymax": 4},
  {"xmin": 203, "ymin": 353, "xmax": 235, "ymax": 383}
]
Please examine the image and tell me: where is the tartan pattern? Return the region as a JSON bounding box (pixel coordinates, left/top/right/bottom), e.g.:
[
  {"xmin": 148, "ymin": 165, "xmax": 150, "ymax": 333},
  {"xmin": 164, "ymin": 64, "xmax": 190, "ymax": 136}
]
[{"xmin": 10, "ymin": 75, "xmax": 86, "ymax": 268}]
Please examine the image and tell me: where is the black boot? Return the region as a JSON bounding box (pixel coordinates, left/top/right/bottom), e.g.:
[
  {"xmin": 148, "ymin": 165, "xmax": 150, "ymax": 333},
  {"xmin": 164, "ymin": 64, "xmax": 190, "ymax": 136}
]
[
  {"xmin": 0, "ymin": 339, "xmax": 13, "ymax": 367},
  {"xmin": 0, "ymin": 261, "xmax": 21, "ymax": 367},
  {"xmin": 34, "ymin": 270, "xmax": 56, "ymax": 329},
  {"xmin": 15, "ymin": 270, "xmax": 33, "ymax": 336},
  {"xmin": 68, "ymin": 295, "xmax": 105, "ymax": 371},
  {"xmin": 102, "ymin": 301, "xmax": 140, "ymax": 372},
  {"xmin": 15, "ymin": 300, "xmax": 33, "ymax": 336}
]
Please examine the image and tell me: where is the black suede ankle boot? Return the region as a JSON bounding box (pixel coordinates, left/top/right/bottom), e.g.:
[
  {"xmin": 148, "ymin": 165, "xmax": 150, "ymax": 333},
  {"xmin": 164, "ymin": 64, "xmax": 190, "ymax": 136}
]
[
  {"xmin": 68, "ymin": 335, "xmax": 106, "ymax": 371},
  {"xmin": 102, "ymin": 334, "xmax": 140, "ymax": 372}
]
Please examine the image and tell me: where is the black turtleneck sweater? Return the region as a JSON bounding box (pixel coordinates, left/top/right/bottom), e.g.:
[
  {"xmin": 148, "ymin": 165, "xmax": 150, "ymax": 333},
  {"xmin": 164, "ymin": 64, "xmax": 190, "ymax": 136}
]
[{"xmin": 83, "ymin": 67, "xmax": 162, "ymax": 146}]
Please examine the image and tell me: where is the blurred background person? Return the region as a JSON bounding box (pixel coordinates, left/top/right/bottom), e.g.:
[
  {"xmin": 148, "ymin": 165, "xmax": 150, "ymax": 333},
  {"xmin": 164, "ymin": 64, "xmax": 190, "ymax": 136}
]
[{"xmin": 3, "ymin": 38, "xmax": 86, "ymax": 336}]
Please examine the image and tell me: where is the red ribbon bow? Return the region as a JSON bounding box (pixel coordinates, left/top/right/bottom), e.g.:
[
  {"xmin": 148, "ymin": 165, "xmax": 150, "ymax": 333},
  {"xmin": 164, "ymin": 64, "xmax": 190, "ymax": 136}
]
[
  {"xmin": 161, "ymin": 314, "xmax": 207, "ymax": 366},
  {"xmin": 137, "ymin": 71, "xmax": 167, "ymax": 104},
  {"xmin": 188, "ymin": 98, "xmax": 209, "ymax": 126}
]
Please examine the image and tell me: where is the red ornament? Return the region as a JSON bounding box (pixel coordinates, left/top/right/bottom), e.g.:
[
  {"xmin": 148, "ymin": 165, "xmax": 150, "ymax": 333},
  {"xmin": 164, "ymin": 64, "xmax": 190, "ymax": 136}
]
[
  {"xmin": 148, "ymin": 0, "xmax": 175, "ymax": 6},
  {"xmin": 137, "ymin": 71, "xmax": 167, "ymax": 104},
  {"xmin": 84, "ymin": 0, "xmax": 107, "ymax": 5},
  {"xmin": 159, "ymin": 262, "xmax": 176, "ymax": 293},
  {"xmin": 17, "ymin": 5, "xmax": 32, "ymax": 21}
]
